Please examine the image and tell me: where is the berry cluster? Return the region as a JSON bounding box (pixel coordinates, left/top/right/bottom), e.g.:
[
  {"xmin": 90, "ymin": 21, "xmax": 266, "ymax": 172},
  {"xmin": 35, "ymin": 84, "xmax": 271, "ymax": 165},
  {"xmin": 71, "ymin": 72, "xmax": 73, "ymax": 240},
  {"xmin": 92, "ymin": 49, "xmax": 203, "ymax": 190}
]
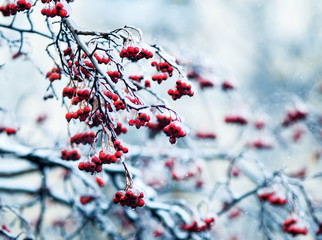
[
  {"xmin": 147, "ymin": 114, "xmax": 172, "ymax": 132},
  {"xmin": 129, "ymin": 112, "xmax": 151, "ymax": 129},
  {"xmin": 113, "ymin": 190, "xmax": 145, "ymax": 209},
  {"xmin": 246, "ymin": 139, "xmax": 274, "ymax": 150},
  {"xmin": 283, "ymin": 215, "xmax": 308, "ymax": 236},
  {"xmin": 95, "ymin": 141, "xmax": 128, "ymax": 165},
  {"xmin": 0, "ymin": 0, "xmax": 31, "ymax": 17},
  {"xmin": 65, "ymin": 106, "xmax": 91, "ymax": 122},
  {"xmin": 151, "ymin": 61, "xmax": 174, "ymax": 76},
  {"xmin": 94, "ymin": 53, "xmax": 110, "ymax": 64},
  {"xmin": 129, "ymin": 75, "xmax": 143, "ymax": 82},
  {"xmin": 197, "ymin": 77, "xmax": 214, "ymax": 89},
  {"xmin": 187, "ymin": 70, "xmax": 214, "ymax": 89},
  {"xmin": 181, "ymin": 218, "xmax": 215, "ymax": 232},
  {"xmin": 46, "ymin": 67, "xmax": 61, "ymax": 82},
  {"xmin": 70, "ymin": 89, "xmax": 91, "ymax": 105},
  {"xmin": 113, "ymin": 140, "xmax": 129, "ymax": 154},
  {"xmin": 61, "ymin": 149, "xmax": 81, "ymax": 161},
  {"xmin": 113, "ymin": 122, "xmax": 127, "ymax": 135},
  {"xmin": 86, "ymin": 111, "xmax": 103, "ymax": 128},
  {"xmin": 0, "ymin": 127, "xmax": 18, "ymax": 135},
  {"xmin": 258, "ymin": 188, "xmax": 287, "ymax": 206},
  {"xmin": 163, "ymin": 122, "xmax": 187, "ymax": 144},
  {"xmin": 168, "ymin": 80, "xmax": 194, "ymax": 100},
  {"xmin": 151, "ymin": 73, "xmax": 168, "ymax": 84},
  {"xmin": 119, "ymin": 46, "xmax": 153, "ymax": 62},
  {"xmin": 70, "ymin": 132, "xmax": 95, "ymax": 145},
  {"xmin": 63, "ymin": 47, "xmax": 72, "ymax": 57},
  {"xmin": 78, "ymin": 156, "xmax": 103, "ymax": 174},
  {"xmin": 224, "ymin": 115, "xmax": 248, "ymax": 125},
  {"xmin": 62, "ymin": 87, "xmax": 77, "ymax": 99},
  {"xmin": 282, "ymin": 108, "xmax": 308, "ymax": 127},
  {"xmin": 107, "ymin": 71, "xmax": 121, "ymax": 83},
  {"xmin": 195, "ymin": 131, "xmax": 216, "ymax": 139},
  {"xmin": 97, "ymin": 150, "xmax": 118, "ymax": 164},
  {"xmin": 41, "ymin": 2, "xmax": 70, "ymax": 18},
  {"xmin": 104, "ymin": 92, "xmax": 125, "ymax": 111},
  {"xmin": 76, "ymin": 88, "xmax": 91, "ymax": 101},
  {"xmin": 221, "ymin": 80, "xmax": 234, "ymax": 91}
]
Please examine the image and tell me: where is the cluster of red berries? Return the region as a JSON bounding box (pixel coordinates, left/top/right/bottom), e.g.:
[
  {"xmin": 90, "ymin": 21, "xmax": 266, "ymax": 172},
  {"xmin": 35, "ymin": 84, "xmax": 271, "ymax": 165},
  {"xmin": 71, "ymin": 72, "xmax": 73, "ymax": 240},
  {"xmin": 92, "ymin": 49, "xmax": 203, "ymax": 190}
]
[
  {"xmin": 97, "ymin": 150, "xmax": 118, "ymax": 164},
  {"xmin": 0, "ymin": 127, "xmax": 17, "ymax": 135},
  {"xmin": 63, "ymin": 47, "xmax": 72, "ymax": 57},
  {"xmin": 86, "ymin": 112, "xmax": 103, "ymax": 128},
  {"xmin": 283, "ymin": 216, "xmax": 308, "ymax": 236},
  {"xmin": 246, "ymin": 139, "xmax": 274, "ymax": 150},
  {"xmin": 171, "ymin": 170, "xmax": 195, "ymax": 181},
  {"xmin": 107, "ymin": 71, "xmax": 121, "ymax": 83},
  {"xmin": 151, "ymin": 73, "xmax": 168, "ymax": 84},
  {"xmin": 147, "ymin": 114, "xmax": 172, "ymax": 132},
  {"xmin": 195, "ymin": 131, "xmax": 216, "ymax": 139},
  {"xmin": 197, "ymin": 77, "xmax": 214, "ymax": 89},
  {"xmin": 187, "ymin": 70, "xmax": 214, "ymax": 90},
  {"xmin": 113, "ymin": 140, "xmax": 129, "ymax": 154},
  {"xmin": 129, "ymin": 112, "xmax": 151, "ymax": 129},
  {"xmin": 46, "ymin": 67, "xmax": 61, "ymax": 82},
  {"xmin": 94, "ymin": 53, "xmax": 110, "ymax": 64},
  {"xmin": 224, "ymin": 115, "xmax": 248, "ymax": 125},
  {"xmin": 61, "ymin": 149, "xmax": 81, "ymax": 161},
  {"xmin": 89, "ymin": 141, "xmax": 128, "ymax": 166},
  {"xmin": 258, "ymin": 189, "xmax": 287, "ymax": 206},
  {"xmin": 119, "ymin": 46, "xmax": 153, "ymax": 62},
  {"xmin": 103, "ymin": 90, "xmax": 118, "ymax": 101},
  {"xmin": 107, "ymin": 99, "xmax": 125, "ymax": 112},
  {"xmin": 168, "ymin": 80, "xmax": 194, "ymax": 100},
  {"xmin": 78, "ymin": 157, "xmax": 102, "ymax": 174},
  {"xmin": 221, "ymin": 80, "xmax": 234, "ymax": 91},
  {"xmin": 151, "ymin": 61, "xmax": 174, "ymax": 76},
  {"xmin": 80, "ymin": 60, "xmax": 95, "ymax": 78},
  {"xmin": 65, "ymin": 106, "xmax": 91, "ymax": 122},
  {"xmin": 181, "ymin": 218, "xmax": 215, "ymax": 232},
  {"xmin": 113, "ymin": 122, "xmax": 127, "ymax": 135},
  {"xmin": 76, "ymin": 88, "xmax": 91, "ymax": 101},
  {"xmin": 163, "ymin": 122, "xmax": 187, "ymax": 144},
  {"xmin": 126, "ymin": 96, "xmax": 140, "ymax": 105},
  {"xmin": 62, "ymin": 87, "xmax": 77, "ymax": 99},
  {"xmin": 70, "ymin": 89, "xmax": 91, "ymax": 105},
  {"xmin": 129, "ymin": 75, "xmax": 143, "ymax": 82},
  {"xmin": 41, "ymin": 2, "xmax": 70, "ymax": 18},
  {"xmin": 70, "ymin": 132, "xmax": 95, "ymax": 145},
  {"xmin": 282, "ymin": 108, "xmax": 308, "ymax": 127},
  {"xmin": 0, "ymin": 0, "xmax": 31, "ymax": 16},
  {"xmin": 113, "ymin": 190, "xmax": 145, "ymax": 209},
  {"xmin": 103, "ymin": 91, "xmax": 125, "ymax": 111}
]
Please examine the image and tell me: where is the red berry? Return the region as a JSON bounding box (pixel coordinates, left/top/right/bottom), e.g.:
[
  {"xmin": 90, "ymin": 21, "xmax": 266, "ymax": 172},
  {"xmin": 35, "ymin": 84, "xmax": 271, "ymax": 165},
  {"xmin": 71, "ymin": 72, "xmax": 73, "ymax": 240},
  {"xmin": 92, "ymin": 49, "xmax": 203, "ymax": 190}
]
[{"xmin": 65, "ymin": 112, "xmax": 72, "ymax": 122}]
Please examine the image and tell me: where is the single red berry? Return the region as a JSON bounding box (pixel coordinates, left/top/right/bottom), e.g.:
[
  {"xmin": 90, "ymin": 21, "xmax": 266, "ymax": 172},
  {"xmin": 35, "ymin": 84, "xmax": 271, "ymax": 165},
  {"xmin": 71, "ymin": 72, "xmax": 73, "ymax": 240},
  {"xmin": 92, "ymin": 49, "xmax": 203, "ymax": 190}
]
[{"xmin": 65, "ymin": 112, "xmax": 72, "ymax": 122}]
